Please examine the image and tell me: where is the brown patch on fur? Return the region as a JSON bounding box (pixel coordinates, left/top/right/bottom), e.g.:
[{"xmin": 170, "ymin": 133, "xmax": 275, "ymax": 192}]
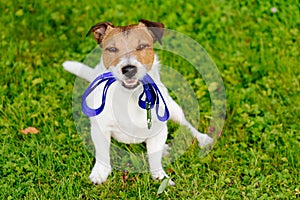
[
  {"xmin": 101, "ymin": 24, "xmax": 155, "ymax": 69},
  {"xmin": 87, "ymin": 20, "xmax": 164, "ymax": 70},
  {"xmin": 86, "ymin": 22, "xmax": 114, "ymax": 45},
  {"xmin": 138, "ymin": 19, "xmax": 164, "ymax": 44}
]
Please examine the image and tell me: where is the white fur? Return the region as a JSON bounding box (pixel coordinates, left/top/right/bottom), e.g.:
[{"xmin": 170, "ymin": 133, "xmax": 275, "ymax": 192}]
[{"xmin": 63, "ymin": 54, "xmax": 213, "ymax": 186}]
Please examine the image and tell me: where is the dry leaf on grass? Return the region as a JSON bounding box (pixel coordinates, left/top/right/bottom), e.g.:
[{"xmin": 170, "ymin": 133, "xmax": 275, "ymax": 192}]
[{"xmin": 20, "ymin": 127, "xmax": 39, "ymax": 135}]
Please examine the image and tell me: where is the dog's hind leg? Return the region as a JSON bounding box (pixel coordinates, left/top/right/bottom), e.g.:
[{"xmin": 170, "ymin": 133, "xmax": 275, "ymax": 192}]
[{"xmin": 168, "ymin": 99, "xmax": 213, "ymax": 147}]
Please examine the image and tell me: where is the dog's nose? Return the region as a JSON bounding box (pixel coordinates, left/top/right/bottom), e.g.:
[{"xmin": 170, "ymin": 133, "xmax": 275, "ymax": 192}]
[{"xmin": 121, "ymin": 65, "xmax": 137, "ymax": 78}]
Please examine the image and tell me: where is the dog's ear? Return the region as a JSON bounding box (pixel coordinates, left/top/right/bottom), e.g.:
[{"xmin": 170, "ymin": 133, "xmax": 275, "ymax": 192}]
[
  {"xmin": 86, "ymin": 22, "xmax": 114, "ymax": 46},
  {"xmin": 138, "ymin": 19, "xmax": 164, "ymax": 45}
]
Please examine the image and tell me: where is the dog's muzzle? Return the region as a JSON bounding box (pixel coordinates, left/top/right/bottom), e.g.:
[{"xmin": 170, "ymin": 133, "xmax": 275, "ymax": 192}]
[{"xmin": 121, "ymin": 65, "xmax": 139, "ymax": 89}]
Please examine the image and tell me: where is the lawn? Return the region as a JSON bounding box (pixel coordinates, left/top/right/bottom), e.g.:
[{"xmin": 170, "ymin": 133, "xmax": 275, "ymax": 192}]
[{"xmin": 1, "ymin": 0, "xmax": 299, "ymax": 199}]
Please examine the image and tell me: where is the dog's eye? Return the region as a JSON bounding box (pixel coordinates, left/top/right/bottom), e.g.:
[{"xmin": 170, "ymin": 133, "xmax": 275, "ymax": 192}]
[
  {"xmin": 136, "ymin": 44, "xmax": 149, "ymax": 51},
  {"xmin": 106, "ymin": 47, "xmax": 118, "ymax": 53}
]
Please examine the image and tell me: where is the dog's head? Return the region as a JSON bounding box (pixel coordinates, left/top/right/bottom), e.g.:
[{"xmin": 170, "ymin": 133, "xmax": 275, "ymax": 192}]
[{"xmin": 86, "ymin": 19, "xmax": 164, "ymax": 89}]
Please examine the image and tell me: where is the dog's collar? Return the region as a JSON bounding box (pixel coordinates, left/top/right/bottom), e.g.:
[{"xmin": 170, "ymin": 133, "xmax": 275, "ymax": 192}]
[{"xmin": 81, "ymin": 72, "xmax": 169, "ymax": 129}]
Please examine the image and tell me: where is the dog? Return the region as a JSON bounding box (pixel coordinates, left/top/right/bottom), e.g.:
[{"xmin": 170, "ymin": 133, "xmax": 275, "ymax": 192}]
[{"xmin": 63, "ymin": 19, "xmax": 213, "ymax": 185}]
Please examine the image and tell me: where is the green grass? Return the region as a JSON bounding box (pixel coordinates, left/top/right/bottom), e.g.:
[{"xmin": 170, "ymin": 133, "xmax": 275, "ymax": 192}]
[{"xmin": 1, "ymin": 0, "xmax": 299, "ymax": 199}]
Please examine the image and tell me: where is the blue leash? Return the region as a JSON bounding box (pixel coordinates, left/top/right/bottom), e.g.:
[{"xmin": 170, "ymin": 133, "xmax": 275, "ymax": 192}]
[{"xmin": 81, "ymin": 72, "xmax": 169, "ymax": 129}]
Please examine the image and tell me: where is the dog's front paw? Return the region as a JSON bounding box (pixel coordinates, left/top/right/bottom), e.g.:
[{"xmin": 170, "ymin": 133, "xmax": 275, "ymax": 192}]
[
  {"xmin": 151, "ymin": 169, "xmax": 175, "ymax": 186},
  {"xmin": 89, "ymin": 162, "xmax": 112, "ymax": 184}
]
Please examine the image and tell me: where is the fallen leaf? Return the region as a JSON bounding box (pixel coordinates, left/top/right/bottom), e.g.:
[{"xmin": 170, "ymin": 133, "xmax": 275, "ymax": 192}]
[
  {"xmin": 20, "ymin": 127, "xmax": 39, "ymax": 135},
  {"xmin": 157, "ymin": 178, "xmax": 169, "ymax": 195},
  {"xmin": 166, "ymin": 168, "xmax": 174, "ymax": 174}
]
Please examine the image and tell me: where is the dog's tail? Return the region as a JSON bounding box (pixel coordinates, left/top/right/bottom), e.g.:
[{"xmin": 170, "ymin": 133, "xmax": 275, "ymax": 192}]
[{"xmin": 63, "ymin": 61, "xmax": 99, "ymax": 82}]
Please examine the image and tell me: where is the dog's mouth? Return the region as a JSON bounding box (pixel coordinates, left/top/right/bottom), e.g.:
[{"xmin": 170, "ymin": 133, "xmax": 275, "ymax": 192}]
[{"xmin": 122, "ymin": 79, "xmax": 140, "ymax": 89}]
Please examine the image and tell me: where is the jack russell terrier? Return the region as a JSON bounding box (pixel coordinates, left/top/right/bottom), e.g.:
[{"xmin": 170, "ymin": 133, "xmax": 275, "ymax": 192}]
[{"xmin": 63, "ymin": 19, "xmax": 213, "ymax": 186}]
